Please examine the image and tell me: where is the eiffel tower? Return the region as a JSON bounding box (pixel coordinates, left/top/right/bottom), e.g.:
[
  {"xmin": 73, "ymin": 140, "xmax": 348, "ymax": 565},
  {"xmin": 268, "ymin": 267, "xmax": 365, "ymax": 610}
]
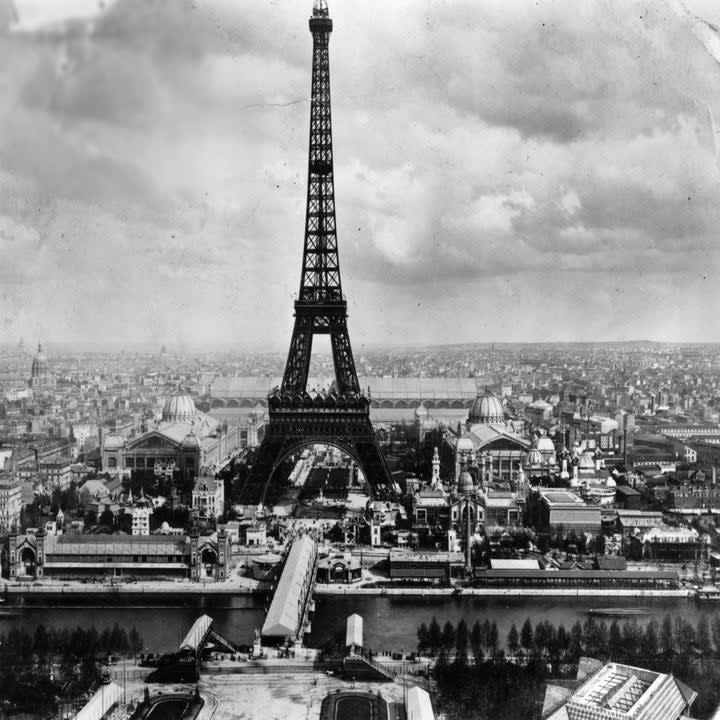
[{"xmin": 242, "ymin": 0, "xmax": 392, "ymax": 504}]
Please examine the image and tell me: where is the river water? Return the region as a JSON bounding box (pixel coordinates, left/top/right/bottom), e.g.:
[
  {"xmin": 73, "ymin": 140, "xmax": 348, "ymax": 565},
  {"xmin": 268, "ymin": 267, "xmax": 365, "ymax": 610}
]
[{"xmin": 2, "ymin": 594, "xmax": 715, "ymax": 655}]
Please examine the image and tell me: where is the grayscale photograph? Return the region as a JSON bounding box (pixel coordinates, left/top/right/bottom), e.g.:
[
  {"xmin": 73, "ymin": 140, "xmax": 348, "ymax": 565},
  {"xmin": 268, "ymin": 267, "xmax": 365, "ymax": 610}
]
[{"xmin": 1, "ymin": 0, "xmax": 720, "ymax": 718}]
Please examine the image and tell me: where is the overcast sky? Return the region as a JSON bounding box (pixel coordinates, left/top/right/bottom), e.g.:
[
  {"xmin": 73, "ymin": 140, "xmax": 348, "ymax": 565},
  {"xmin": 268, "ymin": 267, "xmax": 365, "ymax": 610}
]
[{"xmin": 2, "ymin": 0, "xmax": 720, "ymax": 351}]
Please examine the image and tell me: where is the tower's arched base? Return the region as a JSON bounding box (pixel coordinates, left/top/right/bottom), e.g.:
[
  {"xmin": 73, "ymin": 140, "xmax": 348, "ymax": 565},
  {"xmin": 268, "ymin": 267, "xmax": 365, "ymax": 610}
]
[{"xmin": 239, "ymin": 399, "xmax": 393, "ymax": 504}]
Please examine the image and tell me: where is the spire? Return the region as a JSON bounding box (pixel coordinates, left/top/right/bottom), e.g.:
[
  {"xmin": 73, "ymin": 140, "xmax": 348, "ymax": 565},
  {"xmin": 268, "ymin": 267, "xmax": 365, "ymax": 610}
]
[
  {"xmin": 431, "ymin": 446, "xmax": 440, "ymax": 487},
  {"xmin": 313, "ymin": 0, "xmax": 329, "ymax": 16}
]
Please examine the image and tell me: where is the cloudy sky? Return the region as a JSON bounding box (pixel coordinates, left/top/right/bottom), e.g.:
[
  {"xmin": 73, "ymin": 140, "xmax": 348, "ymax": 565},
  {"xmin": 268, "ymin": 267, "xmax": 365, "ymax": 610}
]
[{"xmin": 1, "ymin": 0, "xmax": 720, "ymax": 351}]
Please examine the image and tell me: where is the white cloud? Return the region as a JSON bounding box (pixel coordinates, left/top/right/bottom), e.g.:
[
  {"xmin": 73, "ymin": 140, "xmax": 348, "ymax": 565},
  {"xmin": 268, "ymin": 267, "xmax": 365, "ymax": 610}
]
[{"xmin": 1, "ymin": 0, "xmax": 720, "ymax": 346}]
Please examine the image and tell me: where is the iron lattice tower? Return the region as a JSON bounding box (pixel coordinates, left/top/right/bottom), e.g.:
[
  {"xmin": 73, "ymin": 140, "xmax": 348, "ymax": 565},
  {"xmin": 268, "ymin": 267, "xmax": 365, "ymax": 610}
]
[{"xmin": 241, "ymin": 0, "xmax": 392, "ymax": 504}]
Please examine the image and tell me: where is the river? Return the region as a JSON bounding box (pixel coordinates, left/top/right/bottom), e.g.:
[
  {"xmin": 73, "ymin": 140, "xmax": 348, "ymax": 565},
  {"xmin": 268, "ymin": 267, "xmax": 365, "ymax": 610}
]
[{"xmin": 1, "ymin": 594, "xmax": 715, "ymax": 654}]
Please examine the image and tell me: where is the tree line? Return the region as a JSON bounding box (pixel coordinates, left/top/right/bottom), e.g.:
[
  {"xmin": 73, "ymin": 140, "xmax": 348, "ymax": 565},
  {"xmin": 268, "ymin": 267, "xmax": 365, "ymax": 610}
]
[
  {"xmin": 0, "ymin": 624, "xmax": 145, "ymax": 717},
  {"xmin": 0, "ymin": 622, "xmax": 144, "ymax": 665},
  {"xmin": 417, "ymin": 613, "xmax": 720, "ymax": 663},
  {"xmin": 419, "ymin": 614, "xmax": 720, "ymax": 720}
]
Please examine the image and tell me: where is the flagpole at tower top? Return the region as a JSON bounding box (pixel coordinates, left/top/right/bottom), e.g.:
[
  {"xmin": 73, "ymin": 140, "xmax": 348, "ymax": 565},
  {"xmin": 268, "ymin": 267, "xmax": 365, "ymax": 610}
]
[{"xmin": 313, "ymin": 0, "xmax": 329, "ymax": 17}]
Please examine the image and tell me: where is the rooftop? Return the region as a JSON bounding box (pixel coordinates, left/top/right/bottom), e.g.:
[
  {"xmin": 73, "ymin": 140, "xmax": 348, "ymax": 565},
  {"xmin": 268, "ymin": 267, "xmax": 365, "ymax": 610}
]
[
  {"xmin": 567, "ymin": 661, "xmax": 696, "ymax": 719},
  {"xmin": 542, "ymin": 491, "xmax": 585, "ymax": 505}
]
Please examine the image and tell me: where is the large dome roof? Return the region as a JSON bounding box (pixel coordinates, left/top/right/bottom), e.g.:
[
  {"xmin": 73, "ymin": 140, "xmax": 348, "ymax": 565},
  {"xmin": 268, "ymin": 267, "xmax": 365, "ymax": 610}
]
[
  {"xmin": 162, "ymin": 386, "xmax": 198, "ymax": 423},
  {"xmin": 468, "ymin": 388, "xmax": 504, "ymax": 424},
  {"xmin": 31, "ymin": 343, "xmax": 48, "ymax": 378}
]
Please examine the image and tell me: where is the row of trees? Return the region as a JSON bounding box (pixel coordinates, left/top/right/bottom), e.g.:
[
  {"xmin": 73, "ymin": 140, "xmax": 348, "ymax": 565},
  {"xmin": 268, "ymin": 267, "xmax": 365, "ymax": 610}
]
[
  {"xmin": 418, "ymin": 613, "xmax": 720, "ymax": 663},
  {"xmin": 422, "ymin": 614, "xmax": 720, "ymax": 720},
  {"xmin": 0, "ymin": 624, "xmax": 145, "ymax": 717},
  {"xmin": 0, "ymin": 623, "xmax": 144, "ymax": 665}
]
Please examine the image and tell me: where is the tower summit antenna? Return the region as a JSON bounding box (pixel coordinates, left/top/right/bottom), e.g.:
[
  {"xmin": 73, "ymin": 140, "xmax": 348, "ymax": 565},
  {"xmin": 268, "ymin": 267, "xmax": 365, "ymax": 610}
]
[{"xmin": 313, "ymin": 0, "xmax": 329, "ymax": 18}]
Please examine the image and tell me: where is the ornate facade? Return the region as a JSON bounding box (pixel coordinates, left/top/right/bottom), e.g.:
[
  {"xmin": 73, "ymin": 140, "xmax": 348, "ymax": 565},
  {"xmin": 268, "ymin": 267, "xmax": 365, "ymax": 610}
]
[
  {"xmin": 441, "ymin": 388, "xmax": 531, "ymax": 492},
  {"xmin": 7, "ymin": 528, "xmax": 230, "ymax": 582},
  {"xmin": 101, "ymin": 386, "xmax": 240, "ymax": 479}
]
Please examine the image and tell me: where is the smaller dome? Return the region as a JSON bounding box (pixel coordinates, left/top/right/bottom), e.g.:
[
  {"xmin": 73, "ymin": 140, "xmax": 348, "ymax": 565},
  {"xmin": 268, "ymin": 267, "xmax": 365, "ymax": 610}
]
[
  {"xmin": 605, "ymin": 476, "xmax": 617, "ymax": 488},
  {"xmin": 182, "ymin": 432, "xmax": 200, "ymax": 448},
  {"xmin": 527, "ymin": 448, "xmax": 544, "ymax": 466},
  {"xmin": 104, "ymin": 433, "xmax": 124, "ymax": 450},
  {"xmin": 535, "ymin": 436, "xmax": 556, "ymax": 453},
  {"xmin": 456, "ymin": 436, "xmax": 474, "ymax": 453},
  {"xmin": 415, "ymin": 404, "xmax": 429, "ymax": 418},
  {"xmin": 459, "ymin": 471, "xmax": 474, "ymax": 493}
]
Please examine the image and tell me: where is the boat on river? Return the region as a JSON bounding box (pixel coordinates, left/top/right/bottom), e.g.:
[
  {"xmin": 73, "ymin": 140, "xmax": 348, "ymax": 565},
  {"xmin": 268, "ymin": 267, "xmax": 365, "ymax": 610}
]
[{"xmin": 585, "ymin": 608, "xmax": 649, "ymax": 617}]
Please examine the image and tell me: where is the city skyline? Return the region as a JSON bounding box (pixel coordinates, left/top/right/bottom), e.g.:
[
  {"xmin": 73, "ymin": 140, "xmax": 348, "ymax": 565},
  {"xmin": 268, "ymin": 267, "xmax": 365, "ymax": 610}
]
[{"xmin": 2, "ymin": 0, "xmax": 720, "ymax": 350}]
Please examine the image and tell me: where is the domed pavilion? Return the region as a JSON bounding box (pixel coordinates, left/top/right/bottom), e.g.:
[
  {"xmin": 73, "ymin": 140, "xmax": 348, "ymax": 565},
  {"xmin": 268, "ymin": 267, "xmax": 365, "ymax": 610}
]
[
  {"xmin": 101, "ymin": 385, "xmax": 240, "ymax": 483},
  {"xmin": 443, "ymin": 387, "xmax": 531, "ymax": 491}
]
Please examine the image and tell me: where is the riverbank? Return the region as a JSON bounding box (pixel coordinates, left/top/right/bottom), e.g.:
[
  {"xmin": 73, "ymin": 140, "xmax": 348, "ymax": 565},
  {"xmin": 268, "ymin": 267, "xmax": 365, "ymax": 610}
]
[
  {"xmin": 2, "ymin": 579, "xmax": 271, "ymax": 598},
  {"xmin": 313, "ymin": 585, "xmax": 693, "ymax": 598},
  {"xmin": 2, "ymin": 581, "xmax": 694, "ymax": 599}
]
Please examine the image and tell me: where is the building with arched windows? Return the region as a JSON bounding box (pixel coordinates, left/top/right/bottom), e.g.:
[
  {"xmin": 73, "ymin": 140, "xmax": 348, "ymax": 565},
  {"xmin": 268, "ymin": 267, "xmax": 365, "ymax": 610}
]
[
  {"xmin": 440, "ymin": 388, "xmax": 531, "ymax": 492},
  {"xmin": 6, "ymin": 527, "xmax": 230, "ymax": 582},
  {"xmin": 101, "ymin": 386, "xmax": 241, "ymax": 479}
]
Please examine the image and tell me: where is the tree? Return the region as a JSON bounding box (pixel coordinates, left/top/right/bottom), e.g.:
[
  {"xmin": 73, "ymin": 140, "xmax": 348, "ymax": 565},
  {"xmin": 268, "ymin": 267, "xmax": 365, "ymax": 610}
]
[
  {"xmin": 470, "ymin": 621, "xmax": 483, "ymax": 661},
  {"xmin": 507, "ymin": 624, "xmax": 520, "ymax": 655},
  {"xmin": 456, "ymin": 619, "xmax": 469, "ymax": 660},
  {"xmin": 520, "ymin": 617, "xmax": 534, "ymax": 653},
  {"xmin": 696, "ymin": 616, "xmax": 711, "ymax": 655},
  {"xmin": 481, "ymin": 619, "xmax": 492, "ymax": 650},
  {"xmin": 556, "ymin": 625, "xmax": 570, "ymax": 659},
  {"xmin": 620, "ymin": 621, "xmax": 642, "ymax": 659},
  {"xmin": 33, "ymin": 625, "xmax": 50, "ymax": 659},
  {"xmin": 534, "ymin": 621, "xmax": 548, "ymax": 656},
  {"xmin": 487, "ymin": 621, "xmax": 499, "ymax": 651},
  {"xmin": 110, "ymin": 624, "xmax": 129, "ymax": 655},
  {"xmin": 441, "ymin": 621, "xmax": 456, "ymax": 653},
  {"xmin": 660, "ymin": 615, "xmax": 674, "ymax": 655},
  {"xmin": 609, "ymin": 621, "xmax": 622, "ymax": 659},
  {"xmin": 417, "ymin": 623, "xmax": 430, "ymax": 654},
  {"xmin": 428, "ymin": 617, "xmax": 442, "ymax": 656},
  {"xmin": 129, "ymin": 626, "xmax": 143, "ymax": 656},
  {"xmin": 641, "ymin": 620, "xmax": 659, "ymax": 660},
  {"xmin": 99, "ymin": 509, "xmax": 115, "ymax": 527},
  {"xmin": 711, "ymin": 616, "xmax": 720, "ymax": 653},
  {"xmin": 84, "ymin": 509, "xmax": 97, "ymax": 527},
  {"xmin": 570, "ymin": 621, "xmax": 584, "ymax": 660}
]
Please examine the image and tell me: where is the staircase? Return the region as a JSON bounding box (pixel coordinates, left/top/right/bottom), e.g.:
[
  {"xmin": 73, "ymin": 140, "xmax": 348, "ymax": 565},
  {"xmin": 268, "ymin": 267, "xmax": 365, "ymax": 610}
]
[{"xmin": 341, "ymin": 656, "xmax": 394, "ymax": 682}]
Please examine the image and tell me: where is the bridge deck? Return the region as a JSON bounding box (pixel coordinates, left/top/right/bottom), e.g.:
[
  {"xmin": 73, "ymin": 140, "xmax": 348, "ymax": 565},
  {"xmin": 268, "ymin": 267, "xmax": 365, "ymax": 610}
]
[{"xmin": 261, "ymin": 536, "xmax": 317, "ymax": 642}]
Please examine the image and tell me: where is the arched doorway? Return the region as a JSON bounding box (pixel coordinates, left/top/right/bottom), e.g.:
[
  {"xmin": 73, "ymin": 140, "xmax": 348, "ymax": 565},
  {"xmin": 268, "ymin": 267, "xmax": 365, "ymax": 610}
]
[
  {"xmin": 20, "ymin": 547, "xmax": 36, "ymax": 577},
  {"xmin": 200, "ymin": 547, "xmax": 217, "ymax": 579},
  {"xmin": 259, "ymin": 440, "xmax": 368, "ymax": 507}
]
